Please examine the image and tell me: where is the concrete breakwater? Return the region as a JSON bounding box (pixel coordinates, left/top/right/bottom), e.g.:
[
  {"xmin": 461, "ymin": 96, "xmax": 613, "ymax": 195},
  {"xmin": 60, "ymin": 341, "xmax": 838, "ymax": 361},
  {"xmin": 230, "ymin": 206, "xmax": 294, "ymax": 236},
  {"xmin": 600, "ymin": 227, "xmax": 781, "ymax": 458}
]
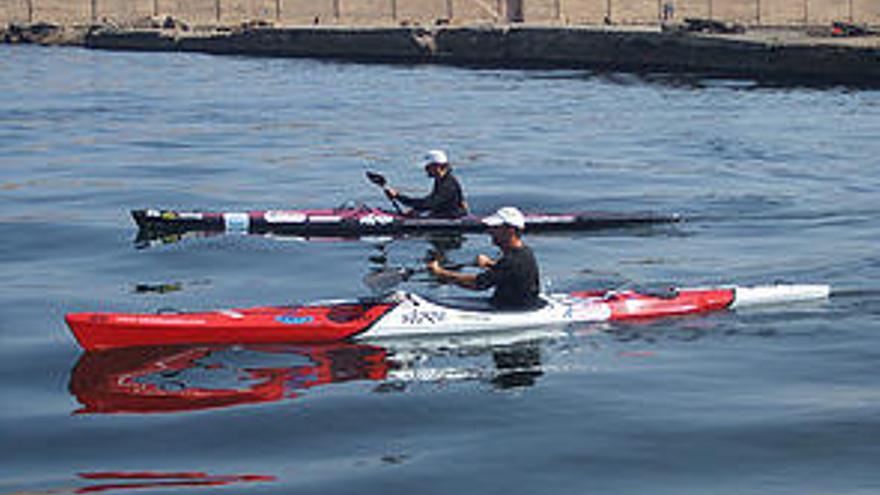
[
  {"xmin": 78, "ymin": 25, "xmax": 880, "ymax": 85},
  {"xmin": 3, "ymin": 21, "xmax": 877, "ymax": 85}
]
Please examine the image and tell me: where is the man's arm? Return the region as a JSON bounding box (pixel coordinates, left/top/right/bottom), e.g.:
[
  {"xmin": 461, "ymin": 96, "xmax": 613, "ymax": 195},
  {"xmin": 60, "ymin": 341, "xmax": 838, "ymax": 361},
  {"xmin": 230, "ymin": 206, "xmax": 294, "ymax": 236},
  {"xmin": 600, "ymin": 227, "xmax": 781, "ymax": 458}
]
[
  {"xmin": 395, "ymin": 191, "xmax": 429, "ymax": 210},
  {"xmin": 427, "ymin": 260, "xmax": 485, "ymax": 290},
  {"xmin": 394, "ymin": 178, "xmax": 460, "ymax": 212},
  {"xmin": 476, "ymin": 254, "xmax": 495, "ymax": 269},
  {"xmin": 409, "ymin": 180, "xmax": 459, "ymax": 212},
  {"xmin": 384, "ymin": 186, "xmax": 429, "ymax": 213}
]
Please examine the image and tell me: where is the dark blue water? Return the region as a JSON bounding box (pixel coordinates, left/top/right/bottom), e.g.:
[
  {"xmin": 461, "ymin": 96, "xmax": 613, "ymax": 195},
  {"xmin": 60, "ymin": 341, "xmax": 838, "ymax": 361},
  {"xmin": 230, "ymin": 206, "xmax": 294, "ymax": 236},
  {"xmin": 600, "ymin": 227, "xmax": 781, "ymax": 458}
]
[{"xmin": 2, "ymin": 44, "xmax": 879, "ymax": 494}]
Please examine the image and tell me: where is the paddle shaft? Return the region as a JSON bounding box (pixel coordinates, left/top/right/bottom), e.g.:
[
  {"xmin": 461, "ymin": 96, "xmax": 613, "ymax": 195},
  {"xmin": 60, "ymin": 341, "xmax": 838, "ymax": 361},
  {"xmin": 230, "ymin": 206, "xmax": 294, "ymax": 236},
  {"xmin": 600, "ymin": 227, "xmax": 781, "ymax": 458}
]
[{"xmin": 364, "ymin": 261, "xmax": 468, "ymax": 293}]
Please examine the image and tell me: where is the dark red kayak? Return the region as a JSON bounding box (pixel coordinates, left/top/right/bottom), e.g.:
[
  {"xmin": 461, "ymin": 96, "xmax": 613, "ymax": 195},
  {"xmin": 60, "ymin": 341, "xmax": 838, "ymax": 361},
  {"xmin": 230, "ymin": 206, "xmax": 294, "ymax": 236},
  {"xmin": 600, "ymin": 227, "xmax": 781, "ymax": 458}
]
[{"xmin": 132, "ymin": 204, "xmax": 681, "ymax": 240}]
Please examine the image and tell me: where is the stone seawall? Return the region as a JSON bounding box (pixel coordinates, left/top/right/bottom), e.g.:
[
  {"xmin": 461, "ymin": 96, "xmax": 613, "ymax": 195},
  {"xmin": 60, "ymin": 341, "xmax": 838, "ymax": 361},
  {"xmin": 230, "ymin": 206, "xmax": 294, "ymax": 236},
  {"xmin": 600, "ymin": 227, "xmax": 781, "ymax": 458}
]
[
  {"xmin": 80, "ymin": 25, "xmax": 880, "ymax": 85},
  {"xmin": 3, "ymin": 0, "xmax": 880, "ymax": 28}
]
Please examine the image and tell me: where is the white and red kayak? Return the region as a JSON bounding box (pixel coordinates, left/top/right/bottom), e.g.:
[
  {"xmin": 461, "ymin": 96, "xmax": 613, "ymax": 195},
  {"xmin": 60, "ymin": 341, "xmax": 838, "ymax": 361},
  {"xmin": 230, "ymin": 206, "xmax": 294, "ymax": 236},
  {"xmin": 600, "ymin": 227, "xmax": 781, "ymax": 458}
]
[
  {"xmin": 66, "ymin": 284, "xmax": 829, "ymax": 351},
  {"xmin": 131, "ymin": 205, "xmax": 680, "ymax": 239}
]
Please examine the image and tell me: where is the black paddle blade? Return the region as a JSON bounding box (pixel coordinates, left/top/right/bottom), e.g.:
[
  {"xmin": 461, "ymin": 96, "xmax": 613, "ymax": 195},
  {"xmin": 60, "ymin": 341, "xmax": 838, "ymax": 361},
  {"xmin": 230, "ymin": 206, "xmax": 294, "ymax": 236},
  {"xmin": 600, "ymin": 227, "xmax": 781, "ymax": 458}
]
[
  {"xmin": 365, "ymin": 171, "xmax": 387, "ymax": 187},
  {"xmin": 366, "ymin": 170, "xmax": 404, "ymax": 215}
]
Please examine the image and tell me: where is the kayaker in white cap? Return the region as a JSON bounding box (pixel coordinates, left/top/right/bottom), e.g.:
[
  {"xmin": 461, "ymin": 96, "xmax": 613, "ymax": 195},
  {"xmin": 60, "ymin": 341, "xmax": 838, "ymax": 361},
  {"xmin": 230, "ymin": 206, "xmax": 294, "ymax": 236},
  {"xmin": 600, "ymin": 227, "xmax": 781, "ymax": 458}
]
[
  {"xmin": 427, "ymin": 206, "xmax": 540, "ymax": 310},
  {"xmin": 383, "ymin": 149, "xmax": 468, "ymax": 218}
]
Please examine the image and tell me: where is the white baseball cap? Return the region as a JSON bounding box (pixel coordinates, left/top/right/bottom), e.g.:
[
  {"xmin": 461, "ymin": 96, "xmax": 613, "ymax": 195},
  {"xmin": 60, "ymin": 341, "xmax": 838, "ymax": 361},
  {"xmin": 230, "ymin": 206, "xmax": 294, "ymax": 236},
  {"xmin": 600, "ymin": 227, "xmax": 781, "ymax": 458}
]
[
  {"xmin": 423, "ymin": 149, "xmax": 449, "ymax": 166},
  {"xmin": 482, "ymin": 206, "xmax": 526, "ymax": 230}
]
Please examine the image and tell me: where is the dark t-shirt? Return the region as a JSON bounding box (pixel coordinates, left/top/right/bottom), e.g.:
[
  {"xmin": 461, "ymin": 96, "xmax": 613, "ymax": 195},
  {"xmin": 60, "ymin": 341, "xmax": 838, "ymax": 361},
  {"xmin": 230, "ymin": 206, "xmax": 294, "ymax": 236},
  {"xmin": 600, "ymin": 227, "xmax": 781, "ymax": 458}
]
[
  {"xmin": 396, "ymin": 172, "xmax": 467, "ymax": 219},
  {"xmin": 474, "ymin": 245, "xmax": 540, "ymax": 310}
]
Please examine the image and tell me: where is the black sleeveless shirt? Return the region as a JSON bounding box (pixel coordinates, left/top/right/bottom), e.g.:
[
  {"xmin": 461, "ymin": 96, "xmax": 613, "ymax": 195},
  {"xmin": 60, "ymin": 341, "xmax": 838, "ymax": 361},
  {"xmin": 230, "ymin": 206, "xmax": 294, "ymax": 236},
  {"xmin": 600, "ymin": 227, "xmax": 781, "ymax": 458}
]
[{"xmin": 474, "ymin": 245, "xmax": 540, "ymax": 310}]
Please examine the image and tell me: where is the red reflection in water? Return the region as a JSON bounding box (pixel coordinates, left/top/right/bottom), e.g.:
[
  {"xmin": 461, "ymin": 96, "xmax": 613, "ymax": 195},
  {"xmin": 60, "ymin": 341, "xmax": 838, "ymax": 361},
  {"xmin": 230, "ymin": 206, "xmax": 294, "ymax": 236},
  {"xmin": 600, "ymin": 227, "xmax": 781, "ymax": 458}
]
[
  {"xmin": 69, "ymin": 343, "xmax": 391, "ymax": 414},
  {"xmin": 76, "ymin": 471, "xmax": 275, "ymax": 493}
]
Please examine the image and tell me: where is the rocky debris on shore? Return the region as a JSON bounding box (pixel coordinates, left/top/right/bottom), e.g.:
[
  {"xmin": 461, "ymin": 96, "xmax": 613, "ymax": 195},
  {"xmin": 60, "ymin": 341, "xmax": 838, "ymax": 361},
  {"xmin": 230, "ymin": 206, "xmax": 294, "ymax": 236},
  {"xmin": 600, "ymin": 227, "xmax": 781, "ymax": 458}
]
[
  {"xmin": 3, "ymin": 21, "xmax": 107, "ymax": 45},
  {"xmin": 127, "ymin": 15, "xmax": 191, "ymax": 31},
  {"xmin": 1, "ymin": 15, "xmax": 196, "ymax": 45},
  {"xmin": 830, "ymin": 21, "xmax": 877, "ymax": 38},
  {"xmin": 662, "ymin": 18, "xmax": 746, "ymax": 35},
  {"xmin": 3, "ymin": 22, "xmax": 68, "ymax": 44}
]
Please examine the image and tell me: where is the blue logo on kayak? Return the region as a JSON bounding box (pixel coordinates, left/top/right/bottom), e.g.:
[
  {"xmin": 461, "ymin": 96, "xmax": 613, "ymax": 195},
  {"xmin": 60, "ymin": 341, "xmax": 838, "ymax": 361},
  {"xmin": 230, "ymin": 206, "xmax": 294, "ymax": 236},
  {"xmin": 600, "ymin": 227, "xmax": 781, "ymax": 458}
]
[{"xmin": 276, "ymin": 315, "xmax": 314, "ymax": 325}]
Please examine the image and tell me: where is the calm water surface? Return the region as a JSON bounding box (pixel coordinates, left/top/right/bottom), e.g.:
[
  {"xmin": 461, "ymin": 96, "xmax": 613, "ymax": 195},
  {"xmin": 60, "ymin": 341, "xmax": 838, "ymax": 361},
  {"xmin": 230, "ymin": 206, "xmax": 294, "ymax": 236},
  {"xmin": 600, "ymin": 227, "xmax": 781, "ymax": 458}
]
[{"xmin": 1, "ymin": 45, "xmax": 879, "ymax": 494}]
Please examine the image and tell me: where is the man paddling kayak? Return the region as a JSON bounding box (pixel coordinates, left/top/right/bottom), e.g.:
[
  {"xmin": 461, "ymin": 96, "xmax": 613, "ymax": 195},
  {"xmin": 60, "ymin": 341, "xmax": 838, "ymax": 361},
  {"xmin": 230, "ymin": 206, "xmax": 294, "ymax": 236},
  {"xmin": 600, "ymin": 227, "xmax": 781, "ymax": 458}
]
[
  {"xmin": 428, "ymin": 206, "xmax": 540, "ymax": 310},
  {"xmin": 382, "ymin": 149, "xmax": 468, "ymax": 219}
]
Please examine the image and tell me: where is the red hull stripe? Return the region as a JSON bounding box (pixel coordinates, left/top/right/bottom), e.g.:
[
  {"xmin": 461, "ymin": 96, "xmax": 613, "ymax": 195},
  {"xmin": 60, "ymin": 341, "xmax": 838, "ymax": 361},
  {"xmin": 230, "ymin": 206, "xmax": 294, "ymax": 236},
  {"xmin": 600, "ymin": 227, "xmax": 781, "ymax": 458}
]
[{"xmin": 568, "ymin": 289, "xmax": 735, "ymax": 320}]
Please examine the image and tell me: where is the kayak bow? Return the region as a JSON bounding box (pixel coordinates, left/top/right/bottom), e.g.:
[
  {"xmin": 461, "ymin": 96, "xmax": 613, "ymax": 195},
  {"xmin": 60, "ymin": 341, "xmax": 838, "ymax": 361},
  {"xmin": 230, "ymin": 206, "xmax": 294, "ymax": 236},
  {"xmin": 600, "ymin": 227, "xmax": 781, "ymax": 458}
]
[{"xmin": 65, "ymin": 284, "xmax": 830, "ymax": 351}]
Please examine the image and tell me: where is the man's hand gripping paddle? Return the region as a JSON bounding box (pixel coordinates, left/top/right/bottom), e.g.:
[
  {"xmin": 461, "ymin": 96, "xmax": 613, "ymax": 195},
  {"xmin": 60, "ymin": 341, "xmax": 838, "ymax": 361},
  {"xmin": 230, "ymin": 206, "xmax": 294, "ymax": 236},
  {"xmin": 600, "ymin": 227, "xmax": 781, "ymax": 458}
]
[
  {"xmin": 363, "ymin": 254, "xmax": 467, "ymax": 294},
  {"xmin": 365, "ymin": 171, "xmax": 404, "ymax": 215}
]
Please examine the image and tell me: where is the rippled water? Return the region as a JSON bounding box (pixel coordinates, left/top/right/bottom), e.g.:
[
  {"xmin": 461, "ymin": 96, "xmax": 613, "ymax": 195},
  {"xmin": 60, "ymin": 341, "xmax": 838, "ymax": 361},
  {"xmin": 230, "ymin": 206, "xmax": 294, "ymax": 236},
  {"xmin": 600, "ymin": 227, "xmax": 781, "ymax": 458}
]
[{"xmin": 1, "ymin": 44, "xmax": 879, "ymax": 494}]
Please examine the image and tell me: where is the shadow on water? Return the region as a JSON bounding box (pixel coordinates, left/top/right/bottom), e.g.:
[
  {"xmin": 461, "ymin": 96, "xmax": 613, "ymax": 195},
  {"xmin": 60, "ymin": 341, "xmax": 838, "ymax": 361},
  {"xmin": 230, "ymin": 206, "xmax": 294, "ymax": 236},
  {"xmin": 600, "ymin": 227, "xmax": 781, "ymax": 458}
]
[{"xmin": 530, "ymin": 69, "xmax": 880, "ymax": 91}]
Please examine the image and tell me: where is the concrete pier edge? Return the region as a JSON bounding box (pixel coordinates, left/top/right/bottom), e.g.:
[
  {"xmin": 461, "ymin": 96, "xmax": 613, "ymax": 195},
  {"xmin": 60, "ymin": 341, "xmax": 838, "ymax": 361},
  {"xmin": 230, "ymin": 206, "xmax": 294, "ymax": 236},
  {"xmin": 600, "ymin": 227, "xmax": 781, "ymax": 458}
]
[{"xmin": 4, "ymin": 22, "xmax": 880, "ymax": 86}]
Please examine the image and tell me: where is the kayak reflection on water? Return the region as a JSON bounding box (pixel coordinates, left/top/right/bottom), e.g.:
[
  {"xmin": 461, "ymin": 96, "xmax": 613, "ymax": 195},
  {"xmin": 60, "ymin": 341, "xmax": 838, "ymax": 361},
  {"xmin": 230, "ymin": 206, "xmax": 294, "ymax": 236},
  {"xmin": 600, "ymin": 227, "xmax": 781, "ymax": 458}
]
[
  {"xmin": 69, "ymin": 343, "xmax": 390, "ymax": 414},
  {"xmin": 74, "ymin": 471, "xmax": 276, "ymax": 493},
  {"xmin": 491, "ymin": 345, "xmax": 544, "ymax": 389},
  {"xmin": 68, "ymin": 335, "xmax": 556, "ymax": 415}
]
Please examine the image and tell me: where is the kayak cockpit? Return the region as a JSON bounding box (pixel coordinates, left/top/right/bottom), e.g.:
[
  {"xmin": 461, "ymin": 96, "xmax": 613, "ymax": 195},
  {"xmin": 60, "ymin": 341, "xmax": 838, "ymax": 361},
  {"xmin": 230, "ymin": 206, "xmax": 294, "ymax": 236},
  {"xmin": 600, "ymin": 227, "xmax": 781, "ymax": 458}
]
[{"xmin": 413, "ymin": 293, "xmax": 550, "ymax": 313}]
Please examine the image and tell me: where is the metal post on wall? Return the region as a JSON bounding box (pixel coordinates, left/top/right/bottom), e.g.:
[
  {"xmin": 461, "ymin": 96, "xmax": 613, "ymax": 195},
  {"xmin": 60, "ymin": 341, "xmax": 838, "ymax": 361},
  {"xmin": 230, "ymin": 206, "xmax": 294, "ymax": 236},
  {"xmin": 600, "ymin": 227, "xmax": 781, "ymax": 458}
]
[
  {"xmin": 91, "ymin": 0, "xmax": 97, "ymax": 22},
  {"xmin": 390, "ymin": 0, "xmax": 397, "ymax": 22},
  {"xmin": 606, "ymin": 0, "xmax": 611, "ymax": 23},
  {"xmin": 333, "ymin": 0, "xmax": 340, "ymax": 21},
  {"xmin": 707, "ymin": 0, "xmax": 713, "ymax": 19},
  {"xmin": 756, "ymin": 0, "xmax": 761, "ymax": 24},
  {"xmin": 446, "ymin": 0, "xmax": 453, "ymax": 20},
  {"xmin": 275, "ymin": 0, "xmax": 281, "ymax": 21},
  {"xmin": 215, "ymin": 0, "xmax": 221, "ymax": 23},
  {"xmin": 27, "ymin": 0, "xmax": 34, "ymax": 23},
  {"xmin": 803, "ymin": 0, "xmax": 808, "ymax": 24}
]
